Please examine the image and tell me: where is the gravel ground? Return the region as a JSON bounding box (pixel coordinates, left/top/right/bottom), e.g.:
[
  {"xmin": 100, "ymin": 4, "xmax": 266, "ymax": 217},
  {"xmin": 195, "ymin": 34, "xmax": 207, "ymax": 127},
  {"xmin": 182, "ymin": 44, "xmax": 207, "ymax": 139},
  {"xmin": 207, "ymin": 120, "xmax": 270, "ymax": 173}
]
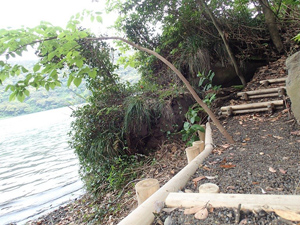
[{"xmin": 154, "ymin": 111, "xmax": 300, "ymax": 225}]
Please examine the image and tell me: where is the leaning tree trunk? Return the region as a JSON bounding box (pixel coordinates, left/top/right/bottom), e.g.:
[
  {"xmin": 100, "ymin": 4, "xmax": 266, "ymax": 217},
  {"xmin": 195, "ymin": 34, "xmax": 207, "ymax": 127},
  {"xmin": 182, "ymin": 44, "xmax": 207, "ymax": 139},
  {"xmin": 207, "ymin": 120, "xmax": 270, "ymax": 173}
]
[
  {"xmin": 86, "ymin": 37, "xmax": 235, "ymax": 144},
  {"xmin": 258, "ymin": 0, "xmax": 284, "ymax": 53},
  {"xmin": 198, "ymin": 0, "xmax": 247, "ymax": 87}
]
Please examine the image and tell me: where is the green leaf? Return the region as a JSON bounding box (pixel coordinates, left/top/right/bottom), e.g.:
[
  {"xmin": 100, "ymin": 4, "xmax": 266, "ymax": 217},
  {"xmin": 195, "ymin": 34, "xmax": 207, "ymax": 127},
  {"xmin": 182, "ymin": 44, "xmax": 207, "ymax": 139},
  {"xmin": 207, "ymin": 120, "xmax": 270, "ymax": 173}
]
[
  {"xmin": 73, "ymin": 77, "xmax": 82, "ymax": 87},
  {"xmin": 45, "ymin": 83, "xmax": 49, "ymax": 91},
  {"xmin": 190, "ymin": 116, "xmax": 195, "ymax": 124},
  {"xmin": 50, "ymin": 70, "xmax": 58, "ymax": 80},
  {"xmin": 58, "ymin": 32, "xmax": 66, "ymax": 38},
  {"xmin": 48, "ymin": 51, "xmax": 56, "ymax": 60},
  {"xmin": 88, "ymin": 69, "xmax": 97, "ymax": 79},
  {"xmin": 91, "ymin": 15, "xmax": 95, "ymax": 22},
  {"xmin": 17, "ymin": 93, "xmax": 25, "ymax": 102},
  {"xmin": 183, "ymin": 122, "xmax": 190, "ymax": 131},
  {"xmin": 21, "ymin": 67, "xmax": 29, "ymax": 73},
  {"xmin": 191, "ymin": 124, "xmax": 205, "ymax": 133},
  {"xmin": 67, "ymin": 75, "xmax": 74, "ymax": 87},
  {"xmin": 49, "ymin": 82, "xmax": 56, "ymax": 89},
  {"xmin": 9, "ymin": 92, "xmax": 16, "ymax": 101},
  {"xmin": 24, "ymin": 89, "xmax": 30, "ymax": 96},
  {"xmin": 33, "ymin": 64, "xmax": 41, "ymax": 72},
  {"xmin": 76, "ymin": 59, "xmax": 84, "ymax": 68},
  {"xmin": 96, "ymin": 16, "xmax": 102, "ymax": 23}
]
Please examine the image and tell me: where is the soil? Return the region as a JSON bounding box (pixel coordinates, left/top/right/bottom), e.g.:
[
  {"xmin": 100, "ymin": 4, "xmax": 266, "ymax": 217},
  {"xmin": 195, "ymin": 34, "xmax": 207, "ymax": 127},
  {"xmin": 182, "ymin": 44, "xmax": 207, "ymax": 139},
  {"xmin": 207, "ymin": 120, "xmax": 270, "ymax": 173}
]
[{"xmin": 24, "ymin": 56, "xmax": 300, "ymax": 225}]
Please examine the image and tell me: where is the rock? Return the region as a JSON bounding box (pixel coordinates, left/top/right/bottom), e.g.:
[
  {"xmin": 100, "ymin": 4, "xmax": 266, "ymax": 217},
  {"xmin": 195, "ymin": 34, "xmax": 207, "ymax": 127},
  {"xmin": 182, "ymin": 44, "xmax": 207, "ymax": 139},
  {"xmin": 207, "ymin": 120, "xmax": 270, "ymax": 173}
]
[
  {"xmin": 286, "ymin": 51, "xmax": 300, "ymax": 124},
  {"xmin": 164, "ymin": 216, "xmax": 173, "ymax": 225}
]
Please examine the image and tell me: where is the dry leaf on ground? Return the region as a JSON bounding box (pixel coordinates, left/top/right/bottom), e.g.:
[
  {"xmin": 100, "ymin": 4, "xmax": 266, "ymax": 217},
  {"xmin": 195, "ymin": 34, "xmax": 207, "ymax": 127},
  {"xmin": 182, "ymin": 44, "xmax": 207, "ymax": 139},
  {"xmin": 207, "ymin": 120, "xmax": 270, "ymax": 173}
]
[
  {"xmin": 192, "ymin": 176, "xmax": 206, "ymax": 182},
  {"xmin": 205, "ymin": 176, "xmax": 216, "ymax": 180},
  {"xmin": 279, "ymin": 168, "xmax": 287, "ymax": 174},
  {"xmin": 239, "ymin": 219, "xmax": 248, "ymax": 225},
  {"xmin": 273, "ymin": 135, "xmax": 284, "ymax": 140},
  {"xmin": 221, "ymin": 144, "xmax": 230, "ymax": 149},
  {"xmin": 194, "ymin": 208, "xmax": 209, "ymax": 220},
  {"xmin": 184, "ymin": 206, "xmax": 204, "ymax": 215},
  {"xmin": 269, "ymin": 167, "xmax": 277, "ymax": 173},
  {"xmin": 291, "ymin": 131, "xmax": 300, "ymax": 136},
  {"xmin": 220, "ymin": 164, "xmax": 236, "ymax": 169},
  {"xmin": 275, "ymin": 210, "xmax": 300, "ymax": 221}
]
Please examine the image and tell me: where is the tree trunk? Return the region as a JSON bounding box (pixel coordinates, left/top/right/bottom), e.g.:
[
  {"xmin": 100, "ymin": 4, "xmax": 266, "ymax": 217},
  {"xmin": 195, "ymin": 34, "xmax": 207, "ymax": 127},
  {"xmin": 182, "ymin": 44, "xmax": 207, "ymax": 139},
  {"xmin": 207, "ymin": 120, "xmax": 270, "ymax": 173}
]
[
  {"xmin": 258, "ymin": 0, "xmax": 284, "ymax": 53},
  {"xmin": 198, "ymin": 0, "xmax": 247, "ymax": 87}
]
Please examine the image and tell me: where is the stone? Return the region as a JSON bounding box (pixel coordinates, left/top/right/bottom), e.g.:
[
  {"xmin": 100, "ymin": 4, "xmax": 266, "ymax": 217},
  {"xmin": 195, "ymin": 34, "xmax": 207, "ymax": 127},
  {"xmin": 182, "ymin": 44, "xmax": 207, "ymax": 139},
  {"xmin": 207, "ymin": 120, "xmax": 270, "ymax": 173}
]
[
  {"xmin": 164, "ymin": 216, "xmax": 173, "ymax": 225},
  {"xmin": 286, "ymin": 51, "xmax": 300, "ymax": 124}
]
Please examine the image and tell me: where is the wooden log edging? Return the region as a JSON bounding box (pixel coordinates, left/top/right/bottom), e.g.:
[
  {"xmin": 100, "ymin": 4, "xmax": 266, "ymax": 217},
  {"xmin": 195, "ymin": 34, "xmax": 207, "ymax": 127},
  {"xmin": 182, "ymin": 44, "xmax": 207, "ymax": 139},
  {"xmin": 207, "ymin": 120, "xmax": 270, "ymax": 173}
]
[
  {"xmin": 118, "ymin": 122, "xmax": 214, "ymax": 225},
  {"xmin": 221, "ymin": 100, "xmax": 283, "ymax": 111},
  {"xmin": 237, "ymin": 87, "xmax": 286, "ymax": 97},
  {"xmin": 259, "ymin": 77, "xmax": 287, "ymax": 86},
  {"xmin": 165, "ymin": 193, "xmax": 300, "ymax": 213}
]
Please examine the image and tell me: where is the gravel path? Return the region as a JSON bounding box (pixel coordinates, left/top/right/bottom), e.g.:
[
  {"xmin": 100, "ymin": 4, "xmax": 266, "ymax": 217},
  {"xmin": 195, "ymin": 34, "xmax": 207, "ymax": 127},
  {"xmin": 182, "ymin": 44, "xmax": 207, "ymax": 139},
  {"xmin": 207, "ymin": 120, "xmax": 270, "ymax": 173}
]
[{"xmin": 154, "ymin": 111, "xmax": 300, "ymax": 225}]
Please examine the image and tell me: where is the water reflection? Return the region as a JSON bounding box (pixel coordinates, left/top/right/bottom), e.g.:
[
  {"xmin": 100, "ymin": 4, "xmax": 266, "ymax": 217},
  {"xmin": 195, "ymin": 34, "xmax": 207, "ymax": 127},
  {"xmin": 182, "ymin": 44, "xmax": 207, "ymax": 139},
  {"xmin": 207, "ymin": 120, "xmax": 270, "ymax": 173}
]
[{"xmin": 0, "ymin": 107, "xmax": 84, "ymax": 224}]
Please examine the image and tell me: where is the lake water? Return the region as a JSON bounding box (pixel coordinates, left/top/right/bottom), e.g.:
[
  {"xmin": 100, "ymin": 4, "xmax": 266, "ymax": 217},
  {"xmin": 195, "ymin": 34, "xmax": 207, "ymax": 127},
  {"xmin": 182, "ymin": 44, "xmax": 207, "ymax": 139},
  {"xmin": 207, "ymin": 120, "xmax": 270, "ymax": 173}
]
[{"xmin": 0, "ymin": 107, "xmax": 85, "ymax": 224}]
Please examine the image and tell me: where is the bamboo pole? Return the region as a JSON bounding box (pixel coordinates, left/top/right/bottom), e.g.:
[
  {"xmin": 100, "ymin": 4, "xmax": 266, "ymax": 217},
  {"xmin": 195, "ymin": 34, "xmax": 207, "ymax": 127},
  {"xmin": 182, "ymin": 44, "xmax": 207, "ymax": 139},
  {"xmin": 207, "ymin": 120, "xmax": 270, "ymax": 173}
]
[
  {"xmin": 259, "ymin": 77, "xmax": 287, "ymax": 85},
  {"xmin": 165, "ymin": 193, "xmax": 300, "ymax": 213},
  {"xmin": 221, "ymin": 100, "xmax": 283, "ymax": 111},
  {"xmin": 118, "ymin": 122, "xmax": 214, "ymax": 225},
  {"xmin": 246, "ymin": 93, "xmax": 279, "ymax": 99},
  {"xmin": 237, "ymin": 87, "xmax": 286, "ymax": 96},
  {"xmin": 221, "ymin": 106, "xmax": 284, "ymax": 115}
]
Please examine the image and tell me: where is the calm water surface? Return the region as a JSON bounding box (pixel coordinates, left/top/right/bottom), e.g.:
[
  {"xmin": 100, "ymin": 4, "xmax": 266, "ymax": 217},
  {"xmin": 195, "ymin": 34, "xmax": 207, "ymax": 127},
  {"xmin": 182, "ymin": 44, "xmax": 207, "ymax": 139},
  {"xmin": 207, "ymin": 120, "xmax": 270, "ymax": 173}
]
[{"xmin": 0, "ymin": 107, "xmax": 85, "ymax": 224}]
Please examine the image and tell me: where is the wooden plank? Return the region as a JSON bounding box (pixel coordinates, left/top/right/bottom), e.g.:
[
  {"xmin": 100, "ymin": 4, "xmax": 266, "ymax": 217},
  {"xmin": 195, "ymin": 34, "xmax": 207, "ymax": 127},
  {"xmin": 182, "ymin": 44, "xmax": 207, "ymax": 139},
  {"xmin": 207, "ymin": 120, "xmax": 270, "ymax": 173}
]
[
  {"xmin": 165, "ymin": 193, "xmax": 300, "ymax": 213},
  {"xmin": 237, "ymin": 87, "xmax": 286, "ymax": 96},
  {"xmin": 221, "ymin": 100, "xmax": 283, "ymax": 111},
  {"xmin": 259, "ymin": 77, "xmax": 287, "ymax": 85}
]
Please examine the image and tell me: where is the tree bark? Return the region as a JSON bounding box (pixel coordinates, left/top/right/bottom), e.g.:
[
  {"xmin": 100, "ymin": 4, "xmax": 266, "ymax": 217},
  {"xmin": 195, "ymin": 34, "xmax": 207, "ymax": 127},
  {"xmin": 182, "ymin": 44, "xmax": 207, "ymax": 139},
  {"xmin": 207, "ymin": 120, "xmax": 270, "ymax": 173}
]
[
  {"xmin": 258, "ymin": 0, "xmax": 284, "ymax": 53},
  {"xmin": 198, "ymin": 0, "xmax": 247, "ymax": 87},
  {"xmin": 87, "ymin": 36, "xmax": 235, "ymax": 144}
]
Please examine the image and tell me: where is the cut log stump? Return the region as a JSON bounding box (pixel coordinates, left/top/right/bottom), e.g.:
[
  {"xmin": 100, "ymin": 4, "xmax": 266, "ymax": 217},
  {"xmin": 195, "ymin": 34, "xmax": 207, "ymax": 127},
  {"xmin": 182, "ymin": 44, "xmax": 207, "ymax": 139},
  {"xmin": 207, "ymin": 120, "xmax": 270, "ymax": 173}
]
[{"xmin": 135, "ymin": 179, "xmax": 159, "ymax": 205}]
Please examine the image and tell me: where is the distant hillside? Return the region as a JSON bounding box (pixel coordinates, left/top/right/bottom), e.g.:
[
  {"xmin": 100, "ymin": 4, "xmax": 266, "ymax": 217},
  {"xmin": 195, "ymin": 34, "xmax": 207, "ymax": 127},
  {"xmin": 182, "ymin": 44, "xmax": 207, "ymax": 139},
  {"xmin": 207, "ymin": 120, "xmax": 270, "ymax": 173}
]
[{"xmin": 0, "ymin": 59, "xmax": 140, "ymax": 118}]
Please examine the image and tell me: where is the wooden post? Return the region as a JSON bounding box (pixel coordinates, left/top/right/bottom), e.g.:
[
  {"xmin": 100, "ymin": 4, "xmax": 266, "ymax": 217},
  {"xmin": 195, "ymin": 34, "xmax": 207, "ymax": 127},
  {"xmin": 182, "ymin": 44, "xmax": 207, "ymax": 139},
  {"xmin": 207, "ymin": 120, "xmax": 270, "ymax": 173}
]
[
  {"xmin": 118, "ymin": 123, "xmax": 213, "ymax": 225},
  {"xmin": 135, "ymin": 179, "xmax": 160, "ymax": 205},
  {"xmin": 185, "ymin": 146, "xmax": 200, "ymax": 163},
  {"xmin": 193, "ymin": 141, "xmax": 205, "ymax": 153},
  {"xmin": 197, "ymin": 124, "xmax": 206, "ymax": 143}
]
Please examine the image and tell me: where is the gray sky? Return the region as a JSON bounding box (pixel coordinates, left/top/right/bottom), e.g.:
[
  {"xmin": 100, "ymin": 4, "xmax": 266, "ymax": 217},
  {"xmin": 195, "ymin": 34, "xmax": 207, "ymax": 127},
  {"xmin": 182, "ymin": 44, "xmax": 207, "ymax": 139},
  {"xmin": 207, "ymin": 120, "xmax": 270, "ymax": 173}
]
[
  {"xmin": 0, "ymin": 0, "xmax": 118, "ymax": 60},
  {"xmin": 0, "ymin": 0, "xmax": 116, "ymax": 32}
]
